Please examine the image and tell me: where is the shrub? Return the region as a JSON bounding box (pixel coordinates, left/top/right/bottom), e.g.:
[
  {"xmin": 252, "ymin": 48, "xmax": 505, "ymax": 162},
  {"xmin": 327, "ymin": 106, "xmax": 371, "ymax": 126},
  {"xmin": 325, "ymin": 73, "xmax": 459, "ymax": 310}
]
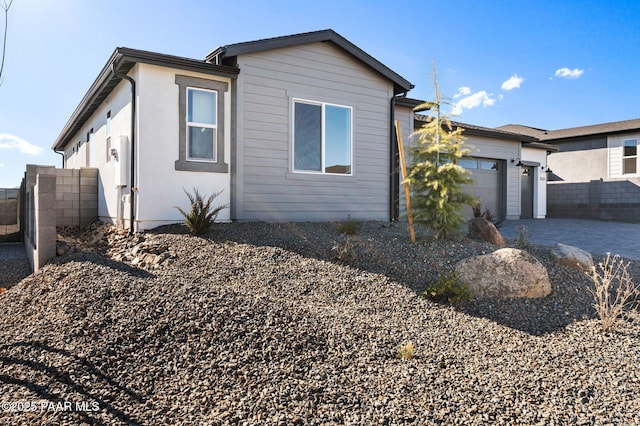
[
  {"xmin": 397, "ymin": 341, "xmax": 415, "ymax": 360},
  {"xmin": 336, "ymin": 215, "xmax": 362, "ymax": 235},
  {"xmin": 424, "ymin": 271, "xmax": 472, "ymax": 303},
  {"xmin": 331, "ymin": 236, "xmax": 355, "ymax": 263},
  {"xmin": 174, "ymin": 188, "xmax": 228, "ymax": 235},
  {"xmin": 589, "ymin": 253, "xmax": 639, "ymax": 332}
]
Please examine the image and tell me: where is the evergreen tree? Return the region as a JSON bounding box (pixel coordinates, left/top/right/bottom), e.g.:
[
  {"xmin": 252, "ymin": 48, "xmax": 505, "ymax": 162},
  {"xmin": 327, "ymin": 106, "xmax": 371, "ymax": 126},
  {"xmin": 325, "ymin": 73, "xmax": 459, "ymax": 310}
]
[{"xmin": 406, "ymin": 66, "xmax": 477, "ymax": 239}]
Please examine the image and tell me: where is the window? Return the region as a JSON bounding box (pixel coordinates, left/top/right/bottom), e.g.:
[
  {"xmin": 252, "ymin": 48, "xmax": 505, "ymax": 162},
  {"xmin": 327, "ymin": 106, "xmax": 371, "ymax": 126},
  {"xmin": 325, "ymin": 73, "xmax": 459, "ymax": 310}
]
[
  {"xmin": 458, "ymin": 158, "xmax": 478, "ymax": 169},
  {"xmin": 480, "ymin": 160, "xmax": 499, "ymax": 171},
  {"xmin": 623, "ymin": 139, "xmax": 637, "ymax": 174},
  {"xmin": 174, "ymin": 75, "xmax": 228, "ymax": 173},
  {"xmin": 86, "ymin": 128, "xmax": 93, "ymax": 166},
  {"xmin": 106, "ymin": 111, "xmax": 112, "ymax": 162},
  {"xmin": 187, "ymin": 88, "xmax": 217, "ymax": 161},
  {"xmin": 293, "ymin": 99, "xmax": 352, "ymax": 174}
]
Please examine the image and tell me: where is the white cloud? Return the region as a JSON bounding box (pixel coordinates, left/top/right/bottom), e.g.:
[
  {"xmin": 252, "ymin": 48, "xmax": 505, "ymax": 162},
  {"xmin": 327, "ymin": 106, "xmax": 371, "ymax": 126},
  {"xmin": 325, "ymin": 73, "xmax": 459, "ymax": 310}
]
[
  {"xmin": 453, "ymin": 86, "xmax": 471, "ymax": 98},
  {"xmin": 0, "ymin": 162, "xmax": 4, "ymax": 167},
  {"xmin": 554, "ymin": 67, "xmax": 584, "ymax": 79},
  {"xmin": 451, "ymin": 90, "xmax": 496, "ymax": 115},
  {"xmin": 501, "ymin": 74, "xmax": 524, "ymax": 90},
  {"xmin": 0, "ymin": 133, "xmax": 42, "ymax": 155}
]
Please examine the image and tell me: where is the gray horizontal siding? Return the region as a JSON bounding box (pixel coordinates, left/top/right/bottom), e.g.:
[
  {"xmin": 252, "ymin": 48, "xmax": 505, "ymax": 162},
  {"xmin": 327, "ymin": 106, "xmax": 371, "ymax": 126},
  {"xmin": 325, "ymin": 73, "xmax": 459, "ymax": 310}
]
[{"xmin": 234, "ymin": 41, "xmax": 393, "ymax": 222}]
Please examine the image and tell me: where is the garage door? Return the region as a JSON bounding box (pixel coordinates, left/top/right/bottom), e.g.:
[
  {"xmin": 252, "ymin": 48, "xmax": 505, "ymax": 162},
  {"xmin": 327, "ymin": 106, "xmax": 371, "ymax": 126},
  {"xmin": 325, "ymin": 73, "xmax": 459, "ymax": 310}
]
[{"xmin": 460, "ymin": 158, "xmax": 503, "ymax": 221}]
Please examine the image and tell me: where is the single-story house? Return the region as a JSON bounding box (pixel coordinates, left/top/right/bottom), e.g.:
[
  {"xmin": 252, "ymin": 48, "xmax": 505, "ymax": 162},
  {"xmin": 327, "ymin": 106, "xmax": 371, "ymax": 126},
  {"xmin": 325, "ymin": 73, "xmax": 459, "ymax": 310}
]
[
  {"xmin": 500, "ymin": 119, "xmax": 640, "ymax": 221},
  {"xmin": 52, "ymin": 29, "xmax": 556, "ymax": 231},
  {"xmin": 52, "ymin": 29, "xmax": 420, "ymax": 230}
]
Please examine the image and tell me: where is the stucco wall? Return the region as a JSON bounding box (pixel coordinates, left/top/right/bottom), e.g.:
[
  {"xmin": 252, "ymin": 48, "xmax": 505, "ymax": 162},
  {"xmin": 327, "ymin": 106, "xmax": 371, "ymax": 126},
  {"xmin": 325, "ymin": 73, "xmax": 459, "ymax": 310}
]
[
  {"xmin": 546, "ymin": 133, "xmax": 640, "ymax": 221},
  {"xmin": 62, "ymin": 64, "xmax": 233, "ymax": 231},
  {"xmin": 135, "ymin": 64, "xmax": 232, "ymax": 229},
  {"xmin": 63, "ymin": 68, "xmax": 134, "ymax": 227}
]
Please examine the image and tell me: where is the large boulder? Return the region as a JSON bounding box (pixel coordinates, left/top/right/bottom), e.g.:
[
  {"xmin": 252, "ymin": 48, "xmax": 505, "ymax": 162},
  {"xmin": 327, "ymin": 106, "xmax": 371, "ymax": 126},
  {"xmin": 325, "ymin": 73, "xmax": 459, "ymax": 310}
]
[
  {"xmin": 551, "ymin": 243, "xmax": 594, "ymax": 273},
  {"xmin": 455, "ymin": 248, "xmax": 552, "ymax": 298},
  {"xmin": 468, "ymin": 217, "xmax": 505, "ymax": 247}
]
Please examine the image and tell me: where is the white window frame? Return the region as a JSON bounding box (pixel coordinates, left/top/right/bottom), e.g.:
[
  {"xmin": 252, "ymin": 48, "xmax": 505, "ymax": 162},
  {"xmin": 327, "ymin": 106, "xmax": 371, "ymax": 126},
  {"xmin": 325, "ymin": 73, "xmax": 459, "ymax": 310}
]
[
  {"xmin": 292, "ymin": 98, "xmax": 353, "ymax": 176},
  {"xmin": 186, "ymin": 86, "xmax": 218, "ymax": 163},
  {"xmin": 622, "ymin": 139, "xmax": 638, "ymax": 175}
]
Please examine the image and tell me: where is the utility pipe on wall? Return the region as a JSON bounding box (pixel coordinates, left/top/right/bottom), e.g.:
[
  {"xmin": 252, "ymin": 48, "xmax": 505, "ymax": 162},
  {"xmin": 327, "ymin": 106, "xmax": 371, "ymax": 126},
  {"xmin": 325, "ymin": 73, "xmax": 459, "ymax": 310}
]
[{"xmin": 111, "ymin": 63, "xmax": 137, "ymax": 235}]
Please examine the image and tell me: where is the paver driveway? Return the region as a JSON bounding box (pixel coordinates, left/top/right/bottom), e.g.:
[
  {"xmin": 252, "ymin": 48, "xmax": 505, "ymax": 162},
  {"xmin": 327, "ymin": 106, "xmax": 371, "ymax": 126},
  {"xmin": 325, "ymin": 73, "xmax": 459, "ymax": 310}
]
[{"xmin": 500, "ymin": 218, "xmax": 640, "ymax": 260}]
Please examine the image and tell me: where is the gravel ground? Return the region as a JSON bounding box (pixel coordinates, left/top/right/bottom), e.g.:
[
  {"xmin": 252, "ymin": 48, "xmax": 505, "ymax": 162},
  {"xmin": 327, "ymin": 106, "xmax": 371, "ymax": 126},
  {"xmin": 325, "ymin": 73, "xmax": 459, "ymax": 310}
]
[
  {"xmin": 0, "ymin": 221, "xmax": 639, "ymax": 425},
  {"xmin": 0, "ymin": 258, "xmax": 31, "ymax": 289}
]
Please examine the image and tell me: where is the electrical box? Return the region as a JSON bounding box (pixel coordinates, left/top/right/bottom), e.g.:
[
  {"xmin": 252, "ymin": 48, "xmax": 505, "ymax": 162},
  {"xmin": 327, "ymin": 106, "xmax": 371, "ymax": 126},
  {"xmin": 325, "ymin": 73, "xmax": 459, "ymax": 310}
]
[{"xmin": 114, "ymin": 135, "xmax": 129, "ymax": 188}]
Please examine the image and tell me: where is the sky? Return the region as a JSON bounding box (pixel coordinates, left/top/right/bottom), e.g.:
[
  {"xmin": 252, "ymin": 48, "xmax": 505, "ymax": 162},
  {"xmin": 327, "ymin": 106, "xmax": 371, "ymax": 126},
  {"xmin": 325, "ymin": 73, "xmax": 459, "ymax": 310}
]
[{"xmin": 0, "ymin": 0, "xmax": 639, "ymax": 187}]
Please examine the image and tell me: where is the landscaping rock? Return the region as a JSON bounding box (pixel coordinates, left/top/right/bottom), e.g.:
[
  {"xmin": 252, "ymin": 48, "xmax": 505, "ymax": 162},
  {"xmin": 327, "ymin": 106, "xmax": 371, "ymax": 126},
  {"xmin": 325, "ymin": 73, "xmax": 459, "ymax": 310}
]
[
  {"xmin": 468, "ymin": 217, "xmax": 505, "ymax": 247},
  {"xmin": 551, "ymin": 243, "xmax": 594, "ymax": 273},
  {"xmin": 55, "ymin": 240, "xmax": 71, "ymax": 256},
  {"xmin": 455, "ymin": 248, "xmax": 552, "ymax": 298},
  {"xmin": 2, "ymin": 222, "xmax": 639, "ymax": 425}
]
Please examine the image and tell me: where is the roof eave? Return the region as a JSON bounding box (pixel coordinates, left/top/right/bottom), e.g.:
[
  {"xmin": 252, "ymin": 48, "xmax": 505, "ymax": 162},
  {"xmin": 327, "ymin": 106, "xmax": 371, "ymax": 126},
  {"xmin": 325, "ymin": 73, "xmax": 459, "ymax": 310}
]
[
  {"xmin": 52, "ymin": 48, "xmax": 239, "ymax": 151},
  {"xmin": 523, "ymin": 141, "xmax": 560, "ymax": 152},
  {"xmin": 206, "ymin": 29, "xmax": 413, "ymax": 94}
]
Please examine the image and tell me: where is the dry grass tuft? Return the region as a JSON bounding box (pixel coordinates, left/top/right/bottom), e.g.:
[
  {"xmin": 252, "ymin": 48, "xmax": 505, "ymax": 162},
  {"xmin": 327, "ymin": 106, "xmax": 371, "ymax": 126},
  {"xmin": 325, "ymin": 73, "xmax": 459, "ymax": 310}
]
[{"xmin": 589, "ymin": 253, "xmax": 639, "ymax": 332}]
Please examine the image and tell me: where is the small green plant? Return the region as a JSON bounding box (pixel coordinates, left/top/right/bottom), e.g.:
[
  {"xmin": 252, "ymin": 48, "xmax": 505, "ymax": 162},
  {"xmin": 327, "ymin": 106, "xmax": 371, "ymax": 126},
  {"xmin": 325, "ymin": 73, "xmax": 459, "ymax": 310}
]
[
  {"xmin": 397, "ymin": 341, "xmax": 415, "ymax": 360},
  {"xmin": 589, "ymin": 253, "xmax": 639, "ymax": 332},
  {"xmin": 424, "ymin": 271, "xmax": 472, "ymax": 303},
  {"xmin": 174, "ymin": 188, "xmax": 228, "ymax": 235},
  {"xmin": 515, "ymin": 225, "xmax": 531, "ymax": 249},
  {"xmin": 336, "ymin": 215, "xmax": 362, "ymax": 235},
  {"xmin": 331, "ymin": 236, "xmax": 355, "ymax": 263}
]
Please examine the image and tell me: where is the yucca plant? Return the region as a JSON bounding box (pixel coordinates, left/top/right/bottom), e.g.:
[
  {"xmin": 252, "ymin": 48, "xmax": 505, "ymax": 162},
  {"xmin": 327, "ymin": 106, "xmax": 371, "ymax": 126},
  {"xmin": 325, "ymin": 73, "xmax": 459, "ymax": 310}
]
[{"xmin": 174, "ymin": 188, "xmax": 228, "ymax": 235}]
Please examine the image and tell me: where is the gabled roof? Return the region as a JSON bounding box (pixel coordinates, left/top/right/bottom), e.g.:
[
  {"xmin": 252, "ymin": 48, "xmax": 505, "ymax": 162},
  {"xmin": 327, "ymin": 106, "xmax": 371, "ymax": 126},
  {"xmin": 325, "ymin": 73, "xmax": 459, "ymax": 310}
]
[
  {"xmin": 52, "ymin": 48, "xmax": 239, "ymax": 151},
  {"xmin": 499, "ymin": 118, "xmax": 640, "ymax": 142},
  {"xmin": 206, "ymin": 29, "xmax": 414, "ymax": 95}
]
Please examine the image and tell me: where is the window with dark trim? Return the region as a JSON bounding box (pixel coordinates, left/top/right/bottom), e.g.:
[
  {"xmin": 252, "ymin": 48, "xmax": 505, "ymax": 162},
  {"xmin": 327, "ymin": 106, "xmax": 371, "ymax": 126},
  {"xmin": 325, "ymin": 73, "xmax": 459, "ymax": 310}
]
[{"xmin": 175, "ymin": 75, "xmax": 228, "ymax": 173}]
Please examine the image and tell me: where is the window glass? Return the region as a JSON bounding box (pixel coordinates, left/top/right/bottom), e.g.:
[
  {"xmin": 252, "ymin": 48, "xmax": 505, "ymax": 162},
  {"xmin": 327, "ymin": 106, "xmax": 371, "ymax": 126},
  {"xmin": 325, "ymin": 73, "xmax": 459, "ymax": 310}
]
[
  {"xmin": 188, "ymin": 89, "xmax": 216, "ymax": 125},
  {"xmin": 294, "ymin": 100, "xmax": 352, "ymax": 174},
  {"xmin": 324, "ymin": 105, "xmax": 351, "ymax": 174},
  {"xmin": 188, "ymin": 127, "xmax": 215, "ymax": 160},
  {"xmin": 187, "ymin": 88, "xmax": 217, "ymax": 161},
  {"xmin": 458, "ymin": 159, "xmax": 477, "ymax": 169},
  {"xmin": 623, "ymin": 139, "xmax": 637, "ymax": 174},
  {"xmin": 294, "ymin": 102, "xmax": 322, "ymax": 171},
  {"xmin": 480, "ymin": 160, "xmax": 499, "ymax": 171}
]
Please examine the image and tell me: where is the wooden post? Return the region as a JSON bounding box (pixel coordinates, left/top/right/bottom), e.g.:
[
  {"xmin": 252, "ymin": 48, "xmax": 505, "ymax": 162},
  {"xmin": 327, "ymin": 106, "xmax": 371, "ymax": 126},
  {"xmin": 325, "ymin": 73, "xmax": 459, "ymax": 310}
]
[{"xmin": 395, "ymin": 120, "xmax": 416, "ymax": 243}]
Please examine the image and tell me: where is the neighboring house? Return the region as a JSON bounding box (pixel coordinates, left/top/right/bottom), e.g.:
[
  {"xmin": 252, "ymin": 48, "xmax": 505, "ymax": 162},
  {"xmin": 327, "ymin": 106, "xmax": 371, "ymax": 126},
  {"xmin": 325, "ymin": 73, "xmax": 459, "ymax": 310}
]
[
  {"xmin": 52, "ymin": 30, "xmax": 415, "ymax": 230},
  {"xmin": 501, "ymin": 119, "xmax": 640, "ymax": 221},
  {"xmin": 399, "ymin": 110, "xmax": 557, "ymax": 221}
]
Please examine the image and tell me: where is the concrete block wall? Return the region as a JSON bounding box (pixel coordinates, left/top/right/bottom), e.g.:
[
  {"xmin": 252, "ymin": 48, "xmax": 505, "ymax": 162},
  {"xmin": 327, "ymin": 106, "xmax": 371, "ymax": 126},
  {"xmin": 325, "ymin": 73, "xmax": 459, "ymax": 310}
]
[
  {"xmin": 55, "ymin": 168, "xmax": 99, "ymax": 228},
  {"xmin": 22, "ymin": 165, "xmax": 98, "ymax": 271},
  {"xmin": 0, "ymin": 188, "xmax": 20, "ymax": 241},
  {"xmin": 548, "ymin": 178, "xmax": 640, "ymax": 222}
]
